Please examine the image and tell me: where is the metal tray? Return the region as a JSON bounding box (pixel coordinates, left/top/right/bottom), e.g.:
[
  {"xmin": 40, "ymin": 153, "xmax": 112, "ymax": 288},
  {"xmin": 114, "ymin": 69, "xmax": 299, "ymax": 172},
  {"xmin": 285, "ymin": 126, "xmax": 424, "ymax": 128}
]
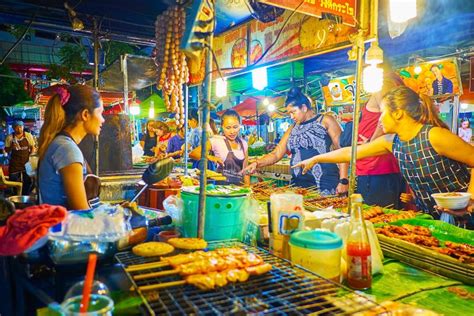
[
  {"xmin": 115, "ymin": 240, "xmax": 382, "ymax": 315},
  {"xmin": 378, "ymin": 235, "xmax": 474, "ymax": 285}
]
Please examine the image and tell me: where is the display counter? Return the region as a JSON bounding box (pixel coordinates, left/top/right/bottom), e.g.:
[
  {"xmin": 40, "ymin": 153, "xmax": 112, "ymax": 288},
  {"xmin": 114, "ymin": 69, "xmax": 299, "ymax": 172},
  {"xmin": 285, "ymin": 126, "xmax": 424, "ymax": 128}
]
[{"xmin": 8, "ymin": 246, "xmax": 473, "ymax": 315}]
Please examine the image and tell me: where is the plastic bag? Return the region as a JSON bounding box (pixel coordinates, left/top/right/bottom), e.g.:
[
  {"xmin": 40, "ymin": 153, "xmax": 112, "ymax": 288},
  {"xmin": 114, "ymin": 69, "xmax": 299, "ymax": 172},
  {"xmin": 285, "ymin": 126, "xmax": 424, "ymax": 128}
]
[
  {"xmin": 163, "ymin": 195, "xmax": 184, "ymax": 231},
  {"xmin": 55, "ymin": 204, "xmax": 131, "ymax": 242},
  {"xmin": 25, "ymin": 155, "xmax": 39, "ymax": 177},
  {"xmin": 132, "ymin": 142, "xmax": 144, "ymax": 164},
  {"xmin": 241, "ymin": 198, "xmax": 266, "ymax": 246}
]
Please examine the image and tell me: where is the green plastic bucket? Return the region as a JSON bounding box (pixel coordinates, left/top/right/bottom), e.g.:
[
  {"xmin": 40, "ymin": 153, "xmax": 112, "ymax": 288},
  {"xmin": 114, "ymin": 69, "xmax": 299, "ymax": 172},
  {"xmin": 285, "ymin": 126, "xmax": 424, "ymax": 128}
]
[{"xmin": 181, "ymin": 191, "xmax": 246, "ymax": 241}]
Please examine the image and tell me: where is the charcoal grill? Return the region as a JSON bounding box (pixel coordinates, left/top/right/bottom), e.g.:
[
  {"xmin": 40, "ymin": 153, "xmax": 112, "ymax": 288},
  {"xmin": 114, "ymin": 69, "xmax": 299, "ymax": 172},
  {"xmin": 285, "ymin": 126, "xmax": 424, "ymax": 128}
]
[{"xmin": 115, "ymin": 241, "xmax": 383, "ymax": 315}]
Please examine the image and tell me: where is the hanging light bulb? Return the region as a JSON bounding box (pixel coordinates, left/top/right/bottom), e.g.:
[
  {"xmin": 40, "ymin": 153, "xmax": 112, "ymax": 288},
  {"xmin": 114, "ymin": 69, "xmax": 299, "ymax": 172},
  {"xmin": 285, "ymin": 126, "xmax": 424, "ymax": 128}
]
[
  {"xmin": 149, "ymin": 100, "xmax": 155, "ymax": 119},
  {"xmin": 252, "ymin": 67, "xmax": 268, "ymax": 91},
  {"xmin": 130, "ymin": 101, "xmax": 140, "ymax": 116},
  {"xmin": 414, "ymin": 65, "xmax": 422, "ymax": 74},
  {"xmin": 389, "ymin": 0, "xmax": 417, "ymax": 23},
  {"xmin": 268, "ymin": 103, "xmax": 275, "ymax": 112},
  {"xmin": 363, "ymin": 64, "xmax": 384, "ymax": 93},
  {"xmin": 216, "ymin": 77, "xmax": 227, "ymax": 98},
  {"xmin": 365, "ymin": 41, "xmax": 383, "ymax": 65}
]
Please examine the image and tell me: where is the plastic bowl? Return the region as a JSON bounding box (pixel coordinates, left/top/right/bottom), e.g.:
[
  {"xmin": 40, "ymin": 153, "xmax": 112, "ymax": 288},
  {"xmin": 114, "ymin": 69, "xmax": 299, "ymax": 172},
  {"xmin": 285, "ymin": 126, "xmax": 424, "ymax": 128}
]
[{"xmin": 431, "ymin": 192, "xmax": 471, "ymax": 210}]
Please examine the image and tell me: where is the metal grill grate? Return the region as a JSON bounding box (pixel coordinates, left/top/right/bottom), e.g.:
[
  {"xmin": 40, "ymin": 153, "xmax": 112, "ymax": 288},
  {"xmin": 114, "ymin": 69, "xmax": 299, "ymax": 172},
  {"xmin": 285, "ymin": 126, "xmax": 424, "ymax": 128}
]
[{"xmin": 115, "ymin": 241, "xmax": 382, "ymax": 315}]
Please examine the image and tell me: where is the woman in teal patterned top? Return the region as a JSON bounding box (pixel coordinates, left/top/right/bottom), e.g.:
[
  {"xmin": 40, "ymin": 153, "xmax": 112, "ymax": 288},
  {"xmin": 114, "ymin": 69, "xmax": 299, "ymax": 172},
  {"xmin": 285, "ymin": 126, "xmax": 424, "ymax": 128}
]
[{"xmin": 294, "ymin": 86, "xmax": 474, "ymax": 229}]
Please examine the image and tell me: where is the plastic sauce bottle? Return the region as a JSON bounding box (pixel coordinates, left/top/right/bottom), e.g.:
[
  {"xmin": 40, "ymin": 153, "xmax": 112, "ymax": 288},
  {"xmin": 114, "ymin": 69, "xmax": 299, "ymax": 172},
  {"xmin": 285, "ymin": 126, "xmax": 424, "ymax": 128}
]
[{"xmin": 346, "ymin": 194, "xmax": 372, "ymax": 290}]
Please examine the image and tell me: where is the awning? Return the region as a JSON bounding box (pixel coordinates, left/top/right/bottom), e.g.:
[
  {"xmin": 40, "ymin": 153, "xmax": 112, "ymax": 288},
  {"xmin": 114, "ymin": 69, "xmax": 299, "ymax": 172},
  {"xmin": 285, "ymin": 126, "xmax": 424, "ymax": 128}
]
[{"xmin": 218, "ymin": 96, "xmax": 285, "ymax": 123}]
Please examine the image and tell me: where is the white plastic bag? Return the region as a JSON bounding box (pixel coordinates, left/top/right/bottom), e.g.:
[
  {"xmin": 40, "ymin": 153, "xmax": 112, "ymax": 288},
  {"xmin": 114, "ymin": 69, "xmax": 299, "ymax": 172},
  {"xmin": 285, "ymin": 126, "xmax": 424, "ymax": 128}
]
[
  {"xmin": 25, "ymin": 155, "xmax": 39, "ymax": 177},
  {"xmin": 59, "ymin": 205, "xmax": 131, "ymax": 242},
  {"xmin": 132, "ymin": 142, "xmax": 144, "ymax": 164},
  {"xmin": 163, "ymin": 195, "xmax": 184, "ymax": 230}
]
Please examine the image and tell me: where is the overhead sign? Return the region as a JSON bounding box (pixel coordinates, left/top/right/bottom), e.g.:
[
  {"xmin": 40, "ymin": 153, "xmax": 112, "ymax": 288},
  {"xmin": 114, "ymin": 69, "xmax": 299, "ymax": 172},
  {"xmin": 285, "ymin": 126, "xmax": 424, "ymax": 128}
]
[
  {"xmin": 322, "ymin": 75, "xmax": 356, "ymax": 107},
  {"xmin": 398, "ymin": 58, "xmax": 462, "ymax": 97},
  {"xmin": 260, "ymin": 0, "xmax": 357, "ymax": 27},
  {"xmin": 212, "ymin": 11, "xmax": 356, "ymax": 77}
]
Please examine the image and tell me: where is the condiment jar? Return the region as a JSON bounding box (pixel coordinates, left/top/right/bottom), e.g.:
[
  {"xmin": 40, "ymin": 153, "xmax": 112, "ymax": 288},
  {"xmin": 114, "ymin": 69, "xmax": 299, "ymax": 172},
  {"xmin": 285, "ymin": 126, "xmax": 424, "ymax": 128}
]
[{"xmin": 289, "ymin": 230, "xmax": 342, "ymax": 282}]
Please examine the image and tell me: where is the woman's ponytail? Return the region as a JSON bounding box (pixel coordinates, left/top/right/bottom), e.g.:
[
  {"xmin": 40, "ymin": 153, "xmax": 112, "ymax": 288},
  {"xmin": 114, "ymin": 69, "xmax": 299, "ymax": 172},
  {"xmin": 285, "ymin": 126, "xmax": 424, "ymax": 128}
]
[
  {"xmin": 38, "ymin": 94, "xmax": 66, "ymax": 159},
  {"xmin": 384, "ymin": 86, "xmax": 449, "ymax": 129},
  {"xmin": 418, "ymin": 93, "xmax": 449, "ymax": 129}
]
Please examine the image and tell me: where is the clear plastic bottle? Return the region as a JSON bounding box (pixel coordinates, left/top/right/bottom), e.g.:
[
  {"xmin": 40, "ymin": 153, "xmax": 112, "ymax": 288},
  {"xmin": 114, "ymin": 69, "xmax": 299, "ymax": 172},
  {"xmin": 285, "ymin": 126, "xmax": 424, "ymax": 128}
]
[{"xmin": 346, "ymin": 194, "xmax": 372, "ymax": 290}]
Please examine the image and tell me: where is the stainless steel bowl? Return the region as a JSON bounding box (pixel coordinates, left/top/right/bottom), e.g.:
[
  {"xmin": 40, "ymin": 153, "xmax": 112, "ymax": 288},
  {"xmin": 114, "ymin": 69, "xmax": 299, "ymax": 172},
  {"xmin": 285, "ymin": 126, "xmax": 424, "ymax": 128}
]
[{"xmin": 8, "ymin": 195, "xmax": 37, "ymax": 210}]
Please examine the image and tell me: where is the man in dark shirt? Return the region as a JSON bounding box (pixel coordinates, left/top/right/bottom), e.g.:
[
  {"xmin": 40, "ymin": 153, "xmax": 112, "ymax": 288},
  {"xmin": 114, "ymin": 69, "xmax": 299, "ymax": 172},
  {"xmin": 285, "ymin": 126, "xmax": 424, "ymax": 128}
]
[
  {"xmin": 431, "ymin": 64, "xmax": 453, "ymax": 95},
  {"xmin": 5, "ymin": 121, "xmax": 35, "ymax": 195}
]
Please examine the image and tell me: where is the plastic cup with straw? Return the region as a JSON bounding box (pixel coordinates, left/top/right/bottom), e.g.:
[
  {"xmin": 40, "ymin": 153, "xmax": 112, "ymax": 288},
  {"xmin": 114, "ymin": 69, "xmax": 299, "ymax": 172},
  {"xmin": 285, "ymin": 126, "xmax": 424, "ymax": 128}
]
[{"xmin": 80, "ymin": 253, "xmax": 98, "ymax": 313}]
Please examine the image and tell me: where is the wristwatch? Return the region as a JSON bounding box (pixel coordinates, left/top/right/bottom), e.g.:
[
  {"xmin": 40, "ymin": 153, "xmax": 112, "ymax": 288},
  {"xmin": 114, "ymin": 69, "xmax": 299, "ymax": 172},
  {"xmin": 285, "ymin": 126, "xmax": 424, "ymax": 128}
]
[{"xmin": 339, "ymin": 178, "xmax": 349, "ymax": 185}]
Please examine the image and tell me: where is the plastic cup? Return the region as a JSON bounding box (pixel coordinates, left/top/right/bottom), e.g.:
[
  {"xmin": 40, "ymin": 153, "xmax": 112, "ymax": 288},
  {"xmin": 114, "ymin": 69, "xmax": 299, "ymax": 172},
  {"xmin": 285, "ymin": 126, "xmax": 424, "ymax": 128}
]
[{"xmin": 61, "ymin": 294, "xmax": 114, "ymax": 315}]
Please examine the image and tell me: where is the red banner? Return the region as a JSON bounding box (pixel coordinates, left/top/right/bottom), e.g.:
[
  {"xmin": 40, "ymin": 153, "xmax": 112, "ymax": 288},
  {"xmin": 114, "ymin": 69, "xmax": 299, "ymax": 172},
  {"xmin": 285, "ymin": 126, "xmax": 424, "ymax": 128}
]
[{"xmin": 260, "ymin": 0, "xmax": 357, "ymax": 27}]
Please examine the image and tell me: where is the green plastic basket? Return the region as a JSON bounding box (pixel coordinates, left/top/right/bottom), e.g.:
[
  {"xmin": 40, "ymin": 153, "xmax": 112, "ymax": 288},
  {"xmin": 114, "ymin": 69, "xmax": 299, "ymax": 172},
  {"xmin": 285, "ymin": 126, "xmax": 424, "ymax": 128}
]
[{"xmin": 181, "ymin": 191, "xmax": 246, "ymax": 241}]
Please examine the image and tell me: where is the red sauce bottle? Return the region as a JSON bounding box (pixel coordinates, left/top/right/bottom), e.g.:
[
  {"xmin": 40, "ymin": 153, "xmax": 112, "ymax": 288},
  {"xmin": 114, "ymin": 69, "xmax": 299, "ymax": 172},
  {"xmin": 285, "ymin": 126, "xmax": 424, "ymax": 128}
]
[{"xmin": 346, "ymin": 194, "xmax": 372, "ymax": 290}]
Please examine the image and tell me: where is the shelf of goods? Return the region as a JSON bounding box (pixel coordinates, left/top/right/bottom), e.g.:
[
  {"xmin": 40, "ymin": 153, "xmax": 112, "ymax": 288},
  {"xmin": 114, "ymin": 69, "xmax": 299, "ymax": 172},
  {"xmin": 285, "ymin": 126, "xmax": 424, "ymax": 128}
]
[{"xmin": 116, "ymin": 240, "xmax": 381, "ymax": 315}]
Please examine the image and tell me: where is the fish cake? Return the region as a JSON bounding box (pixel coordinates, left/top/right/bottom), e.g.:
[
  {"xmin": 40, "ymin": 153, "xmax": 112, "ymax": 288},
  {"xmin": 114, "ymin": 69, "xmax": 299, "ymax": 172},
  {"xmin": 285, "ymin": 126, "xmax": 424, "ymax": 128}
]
[
  {"xmin": 167, "ymin": 238, "xmax": 208, "ymax": 250},
  {"xmin": 132, "ymin": 242, "xmax": 175, "ymax": 257}
]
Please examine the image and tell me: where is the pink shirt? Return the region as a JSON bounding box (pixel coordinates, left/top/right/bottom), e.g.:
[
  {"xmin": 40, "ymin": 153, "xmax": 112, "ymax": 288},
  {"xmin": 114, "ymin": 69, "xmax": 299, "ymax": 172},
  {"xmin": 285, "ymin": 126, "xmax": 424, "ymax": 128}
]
[{"xmin": 210, "ymin": 135, "xmax": 248, "ymax": 162}]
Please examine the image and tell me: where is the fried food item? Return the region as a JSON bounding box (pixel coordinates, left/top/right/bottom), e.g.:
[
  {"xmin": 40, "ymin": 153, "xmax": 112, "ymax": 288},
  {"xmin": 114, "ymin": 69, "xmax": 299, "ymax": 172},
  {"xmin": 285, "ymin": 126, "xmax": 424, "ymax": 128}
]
[
  {"xmin": 132, "ymin": 242, "xmax": 175, "ymax": 257},
  {"xmin": 167, "ymin": 238, "xmax": 208, "ymax": 250},
  {"xmin": 186, "ymin": 274, "xmax": 215, "ymax": 290},
  {"xmin": 245, "ymin": 263, "xmax": 273, "ymax": 275},
  {"xmin": 368, "ymin": 210, "xmax": 418, "ymax": 224},
  {"xmin": 363, "ymin": 206, "xmax": 384, "ymax": 220},
  {"xmin": 226, "ymin": 268, "xmax": 250, "ymax": 282}
]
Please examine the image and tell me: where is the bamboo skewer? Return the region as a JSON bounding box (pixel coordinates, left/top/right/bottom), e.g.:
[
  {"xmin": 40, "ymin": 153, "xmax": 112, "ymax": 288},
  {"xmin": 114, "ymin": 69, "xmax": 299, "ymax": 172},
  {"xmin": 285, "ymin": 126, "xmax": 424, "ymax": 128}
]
[
  {"xmin": 126, "ymin": 261, "xmax": 169, "ymax": 272},
  {"xmin": 134, "ymin": 269, "xmax": 180, "ymax": 280},
  {"xmin": 138, "ymin": 280, "xmax": 187, "ymax": 291}
]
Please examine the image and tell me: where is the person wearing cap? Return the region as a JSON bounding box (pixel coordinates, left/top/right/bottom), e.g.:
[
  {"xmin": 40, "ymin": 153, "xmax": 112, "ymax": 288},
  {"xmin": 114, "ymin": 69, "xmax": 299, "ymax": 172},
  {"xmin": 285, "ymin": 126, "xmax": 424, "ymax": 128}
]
[{"xmin": 5, "ymin": 120, "xmax": 36, "ymax": 195}]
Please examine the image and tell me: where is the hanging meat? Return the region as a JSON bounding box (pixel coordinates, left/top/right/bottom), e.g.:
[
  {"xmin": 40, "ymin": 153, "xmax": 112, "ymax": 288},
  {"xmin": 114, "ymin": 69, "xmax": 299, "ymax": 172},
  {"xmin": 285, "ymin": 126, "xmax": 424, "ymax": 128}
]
[{"xmin": 155, "ymin": 4, "xmax": 189, "ymax": 127}]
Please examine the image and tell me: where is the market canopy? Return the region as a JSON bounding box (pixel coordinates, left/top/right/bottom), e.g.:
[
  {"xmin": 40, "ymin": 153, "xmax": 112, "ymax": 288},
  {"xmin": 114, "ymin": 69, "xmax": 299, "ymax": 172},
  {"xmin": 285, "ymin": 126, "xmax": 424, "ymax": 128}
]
[
  {"xmin": 218, "ymin": 96, "xmax": 285, "ymax": 122},
  {"xmin": 2, "ymin": 100, "xmax": 40, "ymax": 120},
  {"xmin": 89, "ymin": 55, "xmax": 157, "ymax": 93}
]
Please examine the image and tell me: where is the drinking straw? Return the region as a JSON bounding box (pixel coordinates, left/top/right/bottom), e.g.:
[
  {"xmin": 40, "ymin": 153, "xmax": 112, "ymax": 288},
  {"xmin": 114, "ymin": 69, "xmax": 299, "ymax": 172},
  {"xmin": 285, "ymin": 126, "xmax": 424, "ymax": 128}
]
[{"xmin": 80, "ymin": 253, "xmax": 98, "ymax": 313}]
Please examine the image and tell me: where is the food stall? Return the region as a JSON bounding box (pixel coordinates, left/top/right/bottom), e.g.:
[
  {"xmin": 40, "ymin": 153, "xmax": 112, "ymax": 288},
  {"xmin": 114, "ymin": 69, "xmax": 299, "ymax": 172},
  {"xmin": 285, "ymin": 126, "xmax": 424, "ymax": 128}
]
[{"xmin": 1, "ymin": 0, "xmax": 474, "ymax": 315}]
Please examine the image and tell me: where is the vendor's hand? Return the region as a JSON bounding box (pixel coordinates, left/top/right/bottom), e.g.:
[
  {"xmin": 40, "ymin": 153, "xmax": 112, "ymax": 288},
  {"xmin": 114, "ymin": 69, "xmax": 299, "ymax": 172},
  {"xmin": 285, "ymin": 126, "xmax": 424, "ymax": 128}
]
[
  {"xmin": 291, "ymin": 157, "xmax": 318, "ymax": 175},
  {"xmin": 434, "ymin": 199, "xmax": 474, "ymax": 217},
  {"xmin": 242, "ymin": 162, "xmax": 258, "ymax": 175},
  {"xmin": 400, "ymin": 192, "xmax": 413, "ymax": 204},
  {"xmin": 336, "ymin": 183, "xmax": 348, "ymax": 195}
]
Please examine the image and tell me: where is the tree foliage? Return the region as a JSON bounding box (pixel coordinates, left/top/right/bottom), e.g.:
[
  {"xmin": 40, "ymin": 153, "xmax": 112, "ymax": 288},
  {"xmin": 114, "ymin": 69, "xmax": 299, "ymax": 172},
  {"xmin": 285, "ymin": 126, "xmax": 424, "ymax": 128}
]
[{"xmin": 0, "ymin": 65, "xmax": 31, "ymax": 107}]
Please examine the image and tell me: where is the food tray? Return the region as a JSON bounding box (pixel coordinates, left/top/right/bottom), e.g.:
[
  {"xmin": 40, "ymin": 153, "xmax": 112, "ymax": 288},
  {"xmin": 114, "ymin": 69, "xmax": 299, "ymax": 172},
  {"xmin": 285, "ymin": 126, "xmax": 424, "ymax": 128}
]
[
  {"xmin": 378, "ymin": 235, "xmax": 474, "ymax": 285},
  {"xmin": 115, "ymin": 240, "xmax": 382, "ymax": 315}
]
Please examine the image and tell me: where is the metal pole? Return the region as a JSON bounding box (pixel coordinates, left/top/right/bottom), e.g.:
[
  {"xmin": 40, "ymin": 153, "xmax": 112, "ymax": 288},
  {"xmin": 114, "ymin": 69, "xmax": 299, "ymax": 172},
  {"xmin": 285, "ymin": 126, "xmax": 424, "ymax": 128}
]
[
  {"xmin": 348, "ymin": 0, "xmax": 370, "ymax": 204},
  {"xmin": 122, "ymin": 55, "xmax": 129, "ymax": 114},
  {"xmin": 93, "ymin": 18, "xmax": 100, "ymax": 175},
  {"xmin": 451, "ymin": 95, "xmax": 460, "ymax": 134},
  {"xmin": 197, "ymin": 42, "xmax": 214, "ymax": 239},
  {"xmin": 184, "ymin": 84, "xmax": 189, "ymax": 176}
]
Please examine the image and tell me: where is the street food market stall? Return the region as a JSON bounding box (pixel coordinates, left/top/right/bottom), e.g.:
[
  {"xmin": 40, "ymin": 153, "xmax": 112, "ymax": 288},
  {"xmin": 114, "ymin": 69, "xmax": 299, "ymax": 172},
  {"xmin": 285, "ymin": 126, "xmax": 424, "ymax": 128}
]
[{"xmin": 1, "ymin": 0, "xmax": 474, "ymax": 315}]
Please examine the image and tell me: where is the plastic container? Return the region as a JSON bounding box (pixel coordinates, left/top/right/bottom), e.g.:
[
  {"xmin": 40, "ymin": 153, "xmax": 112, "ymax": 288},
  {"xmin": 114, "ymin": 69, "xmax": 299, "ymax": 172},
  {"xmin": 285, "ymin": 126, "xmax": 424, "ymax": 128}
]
[
  {"xmin": 181, "ymin": 191, "xmax": 245, "ymax": 241},
  {"xmin": 431, "ymin": 192, "xmax": 471, "ymax": 210},
  {"xmin": 270, "ymin": 193, "xmax": 304, "ymax": 259},
  {"xmin": 289, "ymin": 230, "xmax": 342, "ymax": 281}
]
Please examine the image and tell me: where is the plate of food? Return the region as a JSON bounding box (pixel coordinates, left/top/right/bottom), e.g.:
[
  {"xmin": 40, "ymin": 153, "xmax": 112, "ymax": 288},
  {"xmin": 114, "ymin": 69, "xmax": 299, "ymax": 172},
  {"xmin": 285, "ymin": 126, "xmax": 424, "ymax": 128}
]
[{"xmin": 431, "ymin": 192, "xmax": 471, "ymax": 210}]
